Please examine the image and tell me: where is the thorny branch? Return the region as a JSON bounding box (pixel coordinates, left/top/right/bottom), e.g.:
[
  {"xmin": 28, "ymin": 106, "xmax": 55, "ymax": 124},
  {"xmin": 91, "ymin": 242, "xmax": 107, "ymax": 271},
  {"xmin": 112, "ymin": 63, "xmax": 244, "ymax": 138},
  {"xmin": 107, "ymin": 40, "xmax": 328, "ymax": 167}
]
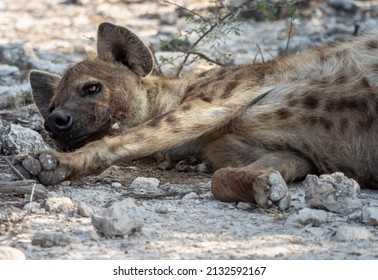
[
  {"xmin": 163, "ymin": 0, "xmax": 211, "ymax": 24},
  {"xmin": 160, "ymin": 0, "xmax": 297, "ymax": 76},
  {"xmin": 285, "ymin": 15, "xmax": 294, "ymax": 54},
  {"xmin": 173, "ymin": 10, "xmax": 236, "ymax": 77}
]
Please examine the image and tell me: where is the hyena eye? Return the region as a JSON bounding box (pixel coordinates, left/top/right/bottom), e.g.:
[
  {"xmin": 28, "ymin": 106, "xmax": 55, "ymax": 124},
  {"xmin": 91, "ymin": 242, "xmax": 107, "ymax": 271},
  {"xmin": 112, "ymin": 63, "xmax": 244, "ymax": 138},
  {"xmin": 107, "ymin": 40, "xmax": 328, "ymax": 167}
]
[{"xmin": 83, "ymin": 83, "xmax": 101, "ymax": 95}]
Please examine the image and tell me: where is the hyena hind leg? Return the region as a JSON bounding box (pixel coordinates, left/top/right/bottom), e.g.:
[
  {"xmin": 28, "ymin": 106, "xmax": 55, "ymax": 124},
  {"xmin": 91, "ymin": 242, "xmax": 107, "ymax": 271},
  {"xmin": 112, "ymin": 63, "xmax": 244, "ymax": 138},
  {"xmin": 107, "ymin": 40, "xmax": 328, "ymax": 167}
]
[{"xmin": 211, "ymin": 151, "xmax": 316, "ymax": 210}]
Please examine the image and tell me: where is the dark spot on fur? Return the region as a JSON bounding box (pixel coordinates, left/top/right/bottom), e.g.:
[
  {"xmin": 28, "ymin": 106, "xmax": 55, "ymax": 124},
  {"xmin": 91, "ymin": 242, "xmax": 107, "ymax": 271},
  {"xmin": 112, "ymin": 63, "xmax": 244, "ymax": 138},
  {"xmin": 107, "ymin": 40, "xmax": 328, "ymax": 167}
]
[
  {"xmin": 335, "ymin": 74, "xmax": 347, "ymax": 84},
  {"xmin": 217, "ymin": 68, "xmax": 228, "ymax": 76},
  {"xmin": 303, "ymin": 116, "xmax": 318, "ymax": 126},
  {"xmin": 356, "ymin": 98, "xmax": 368, "ymax": 112},
  {"xmin": 251, "ymin": 69, "xmax": 266, "ymax": 80},
  {"xmin": 326, "ymin": 97, "xmax": 368, "ymax": 112},
  {"xmin": 197, "ymin": 71, "xmax": 208, "ymax": 78},
  {"xmin": 275, "ymin": 108, "xmax": 292, "ymax": 120},
  {"xmin": 336, "ymin": 99, "xmax": 349, "ymax": 111},
  {"xmin": 181, "ymin": 103, "xmax": 192, "ymax": 111},
  {"xmin": 215, "ymin": 75, "xmax": 226, "ymax": 82},
  {"xmin": 359, "ymin": 114, "xmax": 375, "ymax": 131},
  {"xmin": 186, "ymin": 84, "xmax": 197, "ymax": 93},
  {"xmin": 319, "ymin": 117, "xmax": 333, "ymax": 130},
  {"xmin": 258, "ymin": 113, "xmax": 273, "ymax": 121},
  {"xmin": 147, "ymin": 115, "xmax": 163, "ymax": 128},
  {"xmin": 303, "ymin": 95, "xmax": 319, "ymax": 109},
  {"xmin": 366, "ymin": 39, "xmax": 378, "ymax": 50},
  {"xmin": 221, "ymin": 81, "xmax": 238, "ymax": 99},
  {"xmin": 302, "ymin": 143, "xmax": 310, "ymax": 151},
  {"xmin": 165, "ymin": 115, "xmax": 177, "ymax": 123},
  {"xmin": 325, "ymin": 100, "xmax": 336, "ymax": 112},
  {"xmin": 372, "ymin": 63, "xmax": 378, "ymax": 72},
  {"xmin": 361, "ymin": 77, "xmax": 371, "ymax": 88},
  {"xmin": 135, "ymin": 132, "xmax": 145, "ymax": 140},
  {"xmin": 200, "ymin": 94, "xmax": 214, "ymax": 103},
  {"xmin": 318, "ymin": 49, "xmax": 327, "ymax": 63},
  {"xmin": 233, "ymin": 72, "xmax": 246, "ymax": 80},
  {"xmin": 322, "ymin": 162, "xmax": 333, "ymax": 173},
  {"xmin": 339, "ymin": 118, "xmax": 349, "ymax": 131}
]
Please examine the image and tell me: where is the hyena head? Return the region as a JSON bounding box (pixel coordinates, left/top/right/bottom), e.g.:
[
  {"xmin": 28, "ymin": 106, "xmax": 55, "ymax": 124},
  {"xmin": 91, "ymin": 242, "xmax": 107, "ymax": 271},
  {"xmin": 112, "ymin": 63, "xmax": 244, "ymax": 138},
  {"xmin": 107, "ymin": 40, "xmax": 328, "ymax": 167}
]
[{"xmin": 30, "ymin": 22, "xmax": 154, "ymax": 151}]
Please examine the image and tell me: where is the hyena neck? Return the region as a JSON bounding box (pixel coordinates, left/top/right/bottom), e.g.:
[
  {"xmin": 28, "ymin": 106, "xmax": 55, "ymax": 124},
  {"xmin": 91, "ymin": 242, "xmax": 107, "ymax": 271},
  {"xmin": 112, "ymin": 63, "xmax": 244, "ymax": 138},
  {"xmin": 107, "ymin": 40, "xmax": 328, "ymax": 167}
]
[{"xmin": 143, "ymin": 75, "xmax": 192, "ymax": 118}]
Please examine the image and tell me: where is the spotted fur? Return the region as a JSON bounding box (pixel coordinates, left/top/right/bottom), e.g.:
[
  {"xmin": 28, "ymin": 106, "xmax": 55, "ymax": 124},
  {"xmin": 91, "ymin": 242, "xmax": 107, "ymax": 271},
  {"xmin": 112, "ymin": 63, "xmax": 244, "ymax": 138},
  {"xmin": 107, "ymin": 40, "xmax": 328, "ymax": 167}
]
[{"xmin": 28, "ymin": 22, "xmax": 378, "ymax": 208}]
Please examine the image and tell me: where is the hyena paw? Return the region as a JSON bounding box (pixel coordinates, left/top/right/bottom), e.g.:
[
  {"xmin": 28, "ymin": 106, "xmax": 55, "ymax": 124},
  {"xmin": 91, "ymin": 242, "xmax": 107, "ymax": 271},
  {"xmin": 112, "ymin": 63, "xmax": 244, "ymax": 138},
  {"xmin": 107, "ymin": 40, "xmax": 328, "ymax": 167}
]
[
  {"xmin": 254, "ymin": 171, "xmax": 291, "ymax": 211},
  {"xmin": 12, "ymin": 151, "xmax": 71, "ymax": 185},
  {"xmin": 211, "ymin": 167, "xmax": 291, "ymax": 210}
]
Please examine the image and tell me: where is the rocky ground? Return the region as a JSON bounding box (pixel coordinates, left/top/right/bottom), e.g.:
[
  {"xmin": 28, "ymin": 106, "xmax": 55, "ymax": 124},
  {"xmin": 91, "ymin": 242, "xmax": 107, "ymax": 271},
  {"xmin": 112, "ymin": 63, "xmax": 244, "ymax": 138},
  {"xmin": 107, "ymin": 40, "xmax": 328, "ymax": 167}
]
[{"xmin": 1, "ymin": 0, "xmax": 378, "ymax": 260}]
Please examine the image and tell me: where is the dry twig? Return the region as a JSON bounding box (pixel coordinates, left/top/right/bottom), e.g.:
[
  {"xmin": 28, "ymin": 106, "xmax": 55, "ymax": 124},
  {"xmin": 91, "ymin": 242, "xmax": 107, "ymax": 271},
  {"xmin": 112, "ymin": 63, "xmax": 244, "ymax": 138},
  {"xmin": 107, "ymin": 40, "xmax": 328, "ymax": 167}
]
[
  {"xmin": 0, "ymin": 180, "xmax": 48, "ymax": 199},
  {"xmin": 4, "ymin": 157, "xmax": 26, "ymax": 181}
]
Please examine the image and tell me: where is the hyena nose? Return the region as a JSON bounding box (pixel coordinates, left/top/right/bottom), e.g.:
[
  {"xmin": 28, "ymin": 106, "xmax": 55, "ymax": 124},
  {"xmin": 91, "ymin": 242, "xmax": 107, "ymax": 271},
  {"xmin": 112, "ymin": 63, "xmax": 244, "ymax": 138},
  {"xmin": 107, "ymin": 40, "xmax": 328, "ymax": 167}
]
[{"xmin": 45, "ymin": 111, "xmax": 73, "ymax": 138}]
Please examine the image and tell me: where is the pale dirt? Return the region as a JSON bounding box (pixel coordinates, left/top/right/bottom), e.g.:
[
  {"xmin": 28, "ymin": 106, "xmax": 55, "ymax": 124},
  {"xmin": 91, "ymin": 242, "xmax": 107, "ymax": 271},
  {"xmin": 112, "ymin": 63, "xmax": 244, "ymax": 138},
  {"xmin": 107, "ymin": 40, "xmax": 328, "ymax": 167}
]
[{"xmin": 1, "ymin": 0, "xmax": 378, "ymax": 259}]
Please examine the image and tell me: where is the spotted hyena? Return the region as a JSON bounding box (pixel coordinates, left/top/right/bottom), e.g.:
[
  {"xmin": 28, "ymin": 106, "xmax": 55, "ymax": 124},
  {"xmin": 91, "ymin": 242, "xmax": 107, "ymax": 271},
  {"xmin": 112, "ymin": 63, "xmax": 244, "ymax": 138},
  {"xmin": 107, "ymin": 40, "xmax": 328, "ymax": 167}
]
[{"xmin": 21, "ymin": 22, "xmax": 378, "ymax": 210}]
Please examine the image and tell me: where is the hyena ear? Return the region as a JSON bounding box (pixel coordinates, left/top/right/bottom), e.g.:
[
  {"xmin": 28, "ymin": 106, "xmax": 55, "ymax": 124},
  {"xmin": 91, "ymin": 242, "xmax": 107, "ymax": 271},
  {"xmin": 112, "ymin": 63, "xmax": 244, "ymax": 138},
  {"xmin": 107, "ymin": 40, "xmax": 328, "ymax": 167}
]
[
  {"xmin": 30, "ymin": 70, "xmax": 60, "ymax": 120},
  {"xmin": 97, "ymin": 22, "xmax": 153, "ymax": 77}
]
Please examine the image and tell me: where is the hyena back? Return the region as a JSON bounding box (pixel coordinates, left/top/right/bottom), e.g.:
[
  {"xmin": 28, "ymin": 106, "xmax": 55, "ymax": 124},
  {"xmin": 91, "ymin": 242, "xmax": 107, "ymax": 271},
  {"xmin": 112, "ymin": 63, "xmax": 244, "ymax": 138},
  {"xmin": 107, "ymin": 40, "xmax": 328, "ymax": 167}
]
[{"xmin": 27, "ymin": 22, "xmax": 378, "ymax": 209}]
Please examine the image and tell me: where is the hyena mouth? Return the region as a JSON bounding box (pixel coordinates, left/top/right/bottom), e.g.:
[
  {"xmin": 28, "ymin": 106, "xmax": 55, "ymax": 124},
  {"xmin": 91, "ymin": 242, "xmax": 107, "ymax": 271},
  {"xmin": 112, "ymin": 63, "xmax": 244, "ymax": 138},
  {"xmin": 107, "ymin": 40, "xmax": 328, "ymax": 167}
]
[
  {"xmin": 58, "ymin": 133, "xmax": 105, "ymax": 151},
  {"xmin": 57, "ymin": 120, "xmax": 114, "ymax": 151}
]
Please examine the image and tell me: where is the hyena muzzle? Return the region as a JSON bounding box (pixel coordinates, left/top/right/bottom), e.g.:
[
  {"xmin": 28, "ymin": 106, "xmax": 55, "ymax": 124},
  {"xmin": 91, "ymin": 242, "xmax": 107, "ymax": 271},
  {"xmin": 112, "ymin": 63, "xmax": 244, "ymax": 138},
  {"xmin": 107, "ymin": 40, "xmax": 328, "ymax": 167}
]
[{"xmin": 17, "ymin": 22, "xmax": 378, "ymax": 210}]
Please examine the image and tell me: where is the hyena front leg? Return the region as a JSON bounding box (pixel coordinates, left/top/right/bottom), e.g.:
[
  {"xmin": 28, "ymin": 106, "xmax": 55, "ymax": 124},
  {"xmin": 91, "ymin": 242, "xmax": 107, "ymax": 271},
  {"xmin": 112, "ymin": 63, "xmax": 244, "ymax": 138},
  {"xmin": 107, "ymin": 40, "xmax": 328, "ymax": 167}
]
[
  {"xmin": 17, "ymin": 88, "xmax": 271, "ymax": 185},
  {"xmin": 211, "ymin": 152, "xmax": 316, "ymax": 210}
]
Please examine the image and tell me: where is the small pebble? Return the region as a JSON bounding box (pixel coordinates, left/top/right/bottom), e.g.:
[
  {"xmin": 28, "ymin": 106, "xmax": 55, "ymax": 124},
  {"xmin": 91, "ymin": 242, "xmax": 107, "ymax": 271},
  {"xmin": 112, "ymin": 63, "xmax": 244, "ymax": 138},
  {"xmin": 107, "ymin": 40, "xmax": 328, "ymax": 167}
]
[
  {"xmin": 362, "ymin": 207, "xmax": 378, "ymax": 226},
  {"xmin": 181, "ymin": 192, "xmax": 199, "ymax": 200},
  {"xmin": 23, "ymin": 201, "xmax": 44, "ymax": 213},
  {"xmin": 237, "ymin": 202, "xmax": 252, "ymax": 210},
  {"xmin": 45, "ymin": 197, "xmax": 73, "ymax": 213},
  {"xmin": 77, "ymin": 201, "xmax": 94, "ymax": 217},
  {"xmin": 111, "ymin": 182, "xmax": 122, "ymax": 188},
  {"xmin": 130, "ymin": 177, "xmax": 160, "ymax": 189}
]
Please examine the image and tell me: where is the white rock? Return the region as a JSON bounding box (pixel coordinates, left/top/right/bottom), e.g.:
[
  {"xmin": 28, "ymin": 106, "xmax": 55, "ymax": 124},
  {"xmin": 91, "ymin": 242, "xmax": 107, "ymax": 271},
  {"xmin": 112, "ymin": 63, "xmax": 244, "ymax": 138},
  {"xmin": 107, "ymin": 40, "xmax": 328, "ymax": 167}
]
[
  {"xmin": 304, "ymin": 172, "xmax": 362, "ymax": 215},
  {"xmin": 130, "ymin": 177, "xmax": 160, "ymax": 189},
  {"xmin": 92, "ymin": 198, "xmax": 144, "ymax": 238},
  {"xmin": 45, "ymin": 197, "xmax": 73, "ymax": 213},
  {"xmin": 155, "ymin": 206, "xmax": 170, "ymax": 214},
  {"xmin": 237, "ymin": 202, "xmax": 253, "ymax": 210},
  {"xmin": 362, "ymin": 207, "xmax": 378, "ymax": 226},
  {"xmin": 181, "ymin": 192, "xmax": 199, "ymax": 200},
  {"xmin": 334, "ymin": 226, "xmax": 373, "ymax": 242},
  {"xmin": 0, "ymin": 64, "xmax": 20, "ymax": 76},
  {"xmin": 29, "ymin": 58, "xmax": 68, "ymax": 74},
  {"xmin": 291, "ymin": 208, "xmax": 328, "ymax": 226},
  {"xmin": 0, "ymin": 246, "xmax": 26, "ymax": 260},
  {"xmin": 0, "ymin": 85, "xmax": 26, "ymax": 109},
  {"xmin": 0, "ymin": 123, "xmax": 49, "ymax": 155},
  {"xmin": 0, "ymin": 43, "xmax": 34, "ymax": 69},
  {"xmin": 77, "ymin": 201, "xmax": 94, "ymax": 217},
  {"xmin": 23, "ymin": 201, "xmax": 43, "ymax": 213},
  {"xmin": 111, "ymin": 182, "xmax": 122, "ymax": 188}
]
